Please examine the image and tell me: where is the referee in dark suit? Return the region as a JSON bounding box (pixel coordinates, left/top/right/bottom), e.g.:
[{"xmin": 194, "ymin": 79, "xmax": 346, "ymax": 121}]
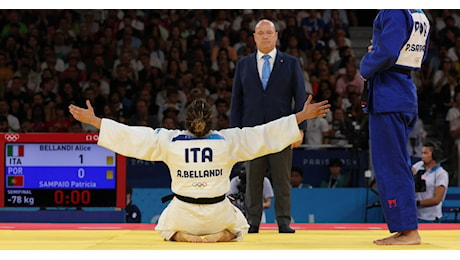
[{"xmin": 230, "ymin": 19, "xmax": 307, "ymax": 233}]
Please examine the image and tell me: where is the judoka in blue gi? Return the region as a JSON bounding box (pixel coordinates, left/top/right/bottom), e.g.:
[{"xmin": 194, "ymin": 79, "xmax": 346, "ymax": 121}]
[{"xmin": 360, "ymin": 9, "xmax": 430, "ymax": 245}]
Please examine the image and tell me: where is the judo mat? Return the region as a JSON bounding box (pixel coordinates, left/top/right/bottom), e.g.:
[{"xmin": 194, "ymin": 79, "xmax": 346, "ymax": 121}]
[{"xmin": 1, "ymin": 223, "xmax": 459, "ymax": 259}]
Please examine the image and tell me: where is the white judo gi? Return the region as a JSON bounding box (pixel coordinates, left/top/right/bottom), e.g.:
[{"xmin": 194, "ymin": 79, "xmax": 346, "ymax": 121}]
[{"xmin": 97, "ymin": 114, "xmax": 301, "ymax": 241}]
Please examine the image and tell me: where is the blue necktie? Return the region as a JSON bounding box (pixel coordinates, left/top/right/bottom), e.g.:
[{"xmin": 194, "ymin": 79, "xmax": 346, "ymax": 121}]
[{"xmin": 261, "ymin": 54, "xmax": 271, "ymax": 90}]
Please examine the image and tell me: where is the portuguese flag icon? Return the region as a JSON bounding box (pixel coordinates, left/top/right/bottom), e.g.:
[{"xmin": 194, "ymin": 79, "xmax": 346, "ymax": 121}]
[
  {"xmin": 7, "ymin": 145, "xmax": 24, "ymax": 157},
  {"xmin": 7, "ymin": 176, "xmax": 24, "ymax": 187}
]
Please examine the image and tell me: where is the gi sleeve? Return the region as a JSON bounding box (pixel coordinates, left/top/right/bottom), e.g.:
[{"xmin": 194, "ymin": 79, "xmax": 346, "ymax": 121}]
[
  {"xmin": 97, "ymin": 118, "xmax": 166, "ymax": 161},
  {"xmin": 224, "ymin": 115, "xmax": 301, "ymax": 161}
]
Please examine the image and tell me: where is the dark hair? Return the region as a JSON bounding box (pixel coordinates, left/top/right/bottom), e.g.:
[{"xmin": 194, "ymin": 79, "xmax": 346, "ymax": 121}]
[
  {"xmin": 185, "ymin": 99, "xmax": 213, "ymax": 138},
  {"xmin": 424, "ymin": 141, "xmax": 443, "ymax": 161},
  {"xmin": 329, "ymin": 157, "xmax": 343, "ymax": 167},
  {"xmin": 126, "ymin": 184, "xmax": 133, "ymax": 195},
  {"xmin": 291, "ymin": 166, "xmax": 303, "ymax": 177}
]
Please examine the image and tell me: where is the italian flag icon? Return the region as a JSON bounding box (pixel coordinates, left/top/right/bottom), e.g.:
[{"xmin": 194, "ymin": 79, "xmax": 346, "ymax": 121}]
[
  {"xmin": 7, "ymin": 175, "xmax": 24, "ymax": 187},
  {"xmin": 7, "ymin": 145, "xmax": 24, "ymax": 157}
]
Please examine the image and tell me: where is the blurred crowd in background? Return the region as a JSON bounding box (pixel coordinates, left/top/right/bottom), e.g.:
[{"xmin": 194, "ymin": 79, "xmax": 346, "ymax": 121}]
[{"xmin": 1, "ymin": 9, "xmax": 460, "ymax": 185}]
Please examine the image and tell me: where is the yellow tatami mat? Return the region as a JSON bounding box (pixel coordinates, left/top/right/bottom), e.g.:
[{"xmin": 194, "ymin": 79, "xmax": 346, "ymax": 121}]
[{"xmin": 0, "ymin": 223, "xmax": 459, "ymax": 259}]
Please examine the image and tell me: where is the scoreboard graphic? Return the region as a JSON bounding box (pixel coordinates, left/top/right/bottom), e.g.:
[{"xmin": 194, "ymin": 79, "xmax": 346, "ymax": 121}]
[{"xmin": 0, "ymin": 133, "xmax": 126, "ymax": 208}]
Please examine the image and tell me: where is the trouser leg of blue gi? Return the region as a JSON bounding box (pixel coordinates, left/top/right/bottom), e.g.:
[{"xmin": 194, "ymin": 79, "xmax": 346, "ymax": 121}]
[{"xmin": 369, "ymin": 112, "xmax": 418, "ymax": 233}]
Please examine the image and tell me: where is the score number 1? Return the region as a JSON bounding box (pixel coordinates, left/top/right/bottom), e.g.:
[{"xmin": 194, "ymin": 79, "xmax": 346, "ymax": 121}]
[{"xmin": 78, "ymin": 154, "xmax": 85, "ymax": 178}]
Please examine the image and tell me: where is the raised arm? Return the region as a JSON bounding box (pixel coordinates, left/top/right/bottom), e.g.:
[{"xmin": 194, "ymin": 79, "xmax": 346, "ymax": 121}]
[
  {"xmin": 68, "ymin": 100, "xmax": 102, "ymax": 129},
  {"xmin": 295, "ymin": 95, "xmax": 330, "ymax": 124}
]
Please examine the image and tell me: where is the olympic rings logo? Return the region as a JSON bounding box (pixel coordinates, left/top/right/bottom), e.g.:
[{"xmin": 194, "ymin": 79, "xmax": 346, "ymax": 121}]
[
  {"xmin": 4, "ymin": 133, "xmax": 20, "ymax": 142},
  {"xmin": 192, "ymin": 182, "xmax": 207, "ymax": 189}
]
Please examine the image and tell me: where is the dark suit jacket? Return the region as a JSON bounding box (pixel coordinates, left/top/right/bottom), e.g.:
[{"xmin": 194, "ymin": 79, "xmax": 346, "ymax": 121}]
[{"xmin": 230, "ymin": 50, "xmax": 307, "ymax": 129}]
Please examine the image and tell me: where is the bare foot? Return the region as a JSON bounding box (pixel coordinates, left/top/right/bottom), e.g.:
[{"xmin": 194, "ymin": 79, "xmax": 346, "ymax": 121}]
[
  {"xmin": 201, "ymin": 230, "xmax": 236, "ymax": 242},
  {"xmin": 171, "ymin": 230, "xmax": 236, "ymax": 243},
  {"xmin": 171, "ymin": 232, "xmax": 204, "ymax": 242},
  {"xmin": 373, "ymin": 232, "xmax": 399, "ymax": 244},
  {"xmin": 373, "ymin": 230, "xmax": 421, "ymax": 245}
]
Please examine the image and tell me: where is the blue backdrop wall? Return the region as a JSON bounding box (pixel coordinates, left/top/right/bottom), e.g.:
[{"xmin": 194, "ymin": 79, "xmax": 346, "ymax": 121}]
[
  {"xmin": 132, "ymin": 187, "xmax": 385, "ymax": 224},
  {"xmin": 126, "ymin": 149, "xmax": 370, "ymax": 188}
]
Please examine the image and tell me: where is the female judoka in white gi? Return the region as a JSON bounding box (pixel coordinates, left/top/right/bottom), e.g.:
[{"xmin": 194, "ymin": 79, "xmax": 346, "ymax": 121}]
[{"xmin": 69, "ymin": 96, "xmax": 329, "ymax": 242}]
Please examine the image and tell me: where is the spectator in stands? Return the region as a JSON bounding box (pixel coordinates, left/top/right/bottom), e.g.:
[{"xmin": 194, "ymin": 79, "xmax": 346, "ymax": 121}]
[
  {"xmin": 161, "ymin": 115, "xmax": 178, "ymax": 130},
  {"xmin": 11, "ymin": 63, "xmax": 40, "ymax": 96},
  {"xmin": 335, "ymin": 63, "xmax": 364, "ymax": 97},
  {"xmin": 57, "ymin": 10, "xmax": 78, "ymax": 42},
  {"xmin": 98, "ymin": 25, "xmax": 118, "ymax": 60},
  {"xmin": 81, "ymin": 10, "xmax": 100, "ymax": 37},
  {"xmin": 290, "ymin": 167, "xmax": 312, "ymax": 188},
  {"xmin": 284, "ymin": 35, "xmax": 308, "ymax": 67},
  {"xmin": 0, "ymin": 10, "xmax": 28, "ymax": 40},
  {"xmin": 59, "ymin": 79, "xmax": 82, "ymax": 106},
  {"xmin": 144, "ymin": 36, "xmax": 165, "ymax": 66},
  {"xmin": 280, "ymin": 15, "xmax": 308, "ymax": 52},
  {"xmin": 0, "ymin": 98, "xmax": 20, "ymax": 132},
  {"xmin": 68, "ymin": 119, "xmax": 83, "ymax": 132},
  {"xmin": 323, "ymin": 10, "xmax": 350, "ymax": 38},
  {"xmin": 157, "ymin": 87, "xmax": 185, "ymax": 126},
  {"xmin": 110, "ymin": 64, "xmax": 138, "ymax": 100},
  {"xmin": 112, "ymin": 48, "xmax": 139, "ymax": 83},
  {"xmin": 193, "ymin": 80, "xmax": 211, "ymax": 103},
  {"xmin": 301, "ymin": 9, "xmax": 327, "ymax": 43},
  {"xmin": 435, "ymin": 69, "xmax": 459, "ymax": 148},
  {"xmin": 439, "ymin": 16, "xmax": 460, "ymax": 50},
  {"xmin": 4, "ymin": 76, "xmax": 31, "ymax": 105},
  {"xmin": 85, "ymin": 44, "xmax": 113, "ymax": 78},
  {"xmin": 166, "ymin": 25, "xmax": 188, "ymax": 57},
  {"xmin": 447, "ymin": 35, "xmax": 460, "ymax": 68},
  {"xmin": 59, "ymin": 57, "xmax": 87, "ymax": 85},
  {"xmin": 164, "ymin": 46, "xmax": 188, "ymax": 75},
  {"xmin": 117, "ymin": 26, "xmax": 142, "ymax": 57},
  {"xmin": 53, "ymin": 31, "xmax": 73, "ymax": 61},
  {"xmin": 211, "ymin": 35, "xmax": 237, "ymax": 64},
  {"xmin": 0, "ymin": 52, "xmax": 14, "ymax": 98},
  {"xmin": 233, "ymin": 29, "xmax": 251, "ymax": 58},
  {"xmin": 215, "ymin": 113, "xmax": 229, "ymax": 130},
  {"xmin": 155, "ymin": 80, "xmax": 187, "ymax": 109},
  {"xmin": 0, "ymin": 115, "xmax": 12, "ymax": 132},
  {"xmin": 40, "ymin": 51, "xmax": 66, "ymax": 75},
  {"xmin": 125, "ymin": 184, "xmax": 142, "ymax": 223},
  {"xmin": 310, "ymin": 57, "xmax": 336, "ymax": 96},
  {"xmin": 8, "ymin": 97, "xmax": 27, "ymax": 123},
  {"xmin": 128, "ymin": 99, "xmax": 159, "ymax": 128},
  {"xmin": 29, "ymin": 104, "xmax": 48, "ymax": 132},
  {"xmin": 434, "ymin": 9, "xmax": 460, "ymax": 32},
  {"xmin": 328, "ymin": 107, "xmax": 350, "ymax": 147},
  {"xmin": 47, "ymin": 103, "xmax": 72, "ymax": 132},
  {"xmin": 211, "ymin": 97, "xmax": 230, "ymax": 126},
  {"xmin": 433, "ymin": 57, "xmax": 456, "ymax": 95},
  {"xmin": 446, "ymin": 90, "xmax": 460, "ymax": 177},
  {"xmin": 211, "ymin": 47, "xmax": 235, "ymax": 72},
  {"xmin": 320, "ymin": 157, "xmax": 350, "ymax": 188},
  {"xmin": 3, "ymin": 35, "xmax": 20, "ymax": 67},
  {"xmin": 314, "ymin": 80, "xmax": 335, "ymax": 120},
  {"xmin": 304, "ymin": 95, "xmax": 330, "ymax": 148}
]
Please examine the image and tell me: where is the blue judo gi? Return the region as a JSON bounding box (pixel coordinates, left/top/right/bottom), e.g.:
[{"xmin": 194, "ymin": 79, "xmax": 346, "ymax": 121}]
[{"xmin": 360, "ymin": 9, "xmax": 430, "ymax": 233}]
